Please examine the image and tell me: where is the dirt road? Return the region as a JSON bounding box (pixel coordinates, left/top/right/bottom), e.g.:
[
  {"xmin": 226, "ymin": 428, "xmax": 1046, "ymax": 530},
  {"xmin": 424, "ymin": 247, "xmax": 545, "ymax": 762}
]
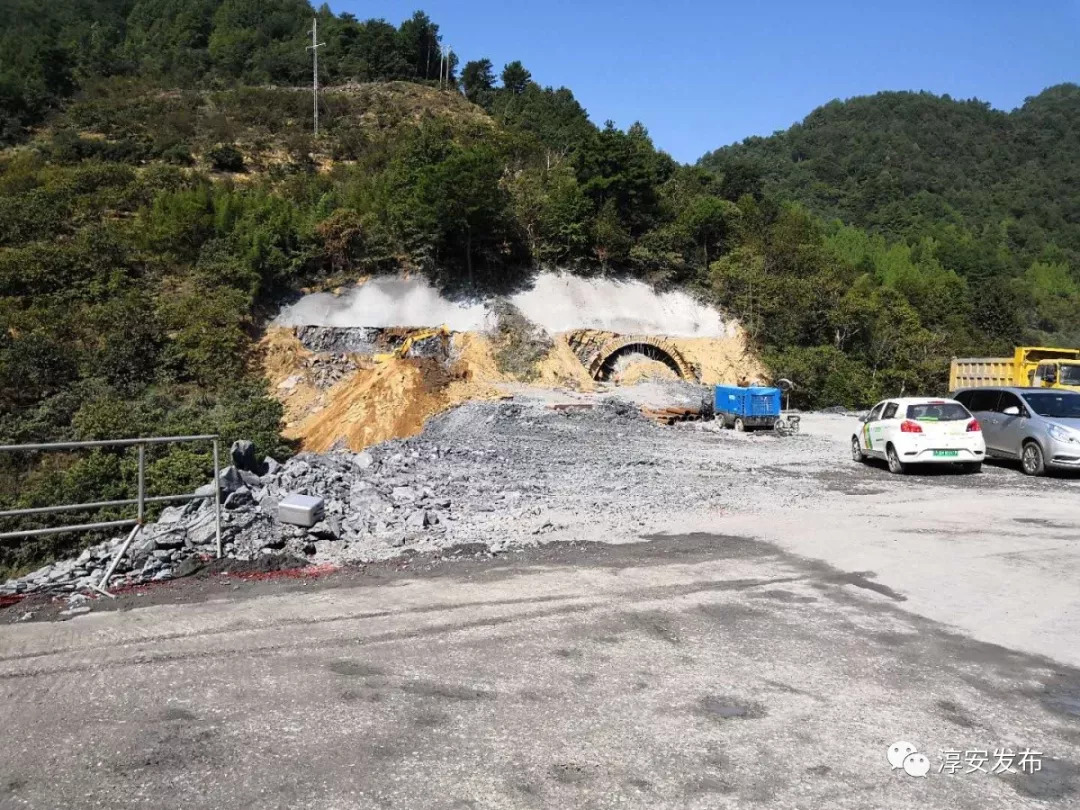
[{"xmin": 1, "ymin": 413, "xmax": 1079, "ymax": 808}]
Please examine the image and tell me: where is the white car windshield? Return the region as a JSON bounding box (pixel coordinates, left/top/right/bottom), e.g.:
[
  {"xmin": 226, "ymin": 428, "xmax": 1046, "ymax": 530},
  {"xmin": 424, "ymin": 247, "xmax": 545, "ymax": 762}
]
[{"xmin": 906, "ymin": 403, "xmax": 969, "ymax": 421}]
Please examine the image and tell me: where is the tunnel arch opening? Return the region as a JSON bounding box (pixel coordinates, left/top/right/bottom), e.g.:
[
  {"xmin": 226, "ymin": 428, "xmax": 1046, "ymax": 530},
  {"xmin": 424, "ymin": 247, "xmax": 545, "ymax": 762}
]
[{"xmin": 594, "ymin": 341, "xmax": 686, "ymax": 381}]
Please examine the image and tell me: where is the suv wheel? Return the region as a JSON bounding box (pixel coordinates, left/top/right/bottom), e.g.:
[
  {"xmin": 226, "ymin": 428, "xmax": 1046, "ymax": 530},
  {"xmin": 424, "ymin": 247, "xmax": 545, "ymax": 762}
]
[
  {"xmin": 1021, "ymin": 441, "xmax": 1046, "ymax": 476},
  {"xmin": 851, "ymin": 436, "xmax": 865, "ymax": 463}
]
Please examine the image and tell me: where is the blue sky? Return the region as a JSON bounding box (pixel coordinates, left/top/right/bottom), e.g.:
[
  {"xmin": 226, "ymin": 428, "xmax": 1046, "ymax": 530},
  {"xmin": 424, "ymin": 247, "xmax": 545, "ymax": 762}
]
[{"xmin": 332, "ymin": 1, "xmax": 1079, "ymax": 163}]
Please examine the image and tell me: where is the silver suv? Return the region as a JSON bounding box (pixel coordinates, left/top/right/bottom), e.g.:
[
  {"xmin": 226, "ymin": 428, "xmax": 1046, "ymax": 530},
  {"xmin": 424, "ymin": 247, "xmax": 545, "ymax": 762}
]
[{"xmin": 951, "ymin": 387, "xmax": 1080, "ymax": 475}]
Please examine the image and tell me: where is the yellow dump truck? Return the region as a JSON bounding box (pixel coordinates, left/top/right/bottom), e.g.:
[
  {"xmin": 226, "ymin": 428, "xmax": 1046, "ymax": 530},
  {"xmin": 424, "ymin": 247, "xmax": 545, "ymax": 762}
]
[{"xmin": 949, "ymin": 347, "xmax": 1080, "ymax": 392}]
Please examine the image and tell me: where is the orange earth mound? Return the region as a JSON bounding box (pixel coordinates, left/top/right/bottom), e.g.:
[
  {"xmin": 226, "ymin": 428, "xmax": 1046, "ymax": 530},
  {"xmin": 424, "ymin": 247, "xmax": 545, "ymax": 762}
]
[{"xmin": 260, "ymin": 329, "xmax": 506, "ymax": 452}]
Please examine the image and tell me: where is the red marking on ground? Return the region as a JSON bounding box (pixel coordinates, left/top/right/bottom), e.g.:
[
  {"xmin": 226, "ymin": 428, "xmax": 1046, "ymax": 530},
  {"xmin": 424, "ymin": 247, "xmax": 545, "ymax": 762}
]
[{"xmin": 0, "ymin": 594, "xmax": 25, "ymax": 608}]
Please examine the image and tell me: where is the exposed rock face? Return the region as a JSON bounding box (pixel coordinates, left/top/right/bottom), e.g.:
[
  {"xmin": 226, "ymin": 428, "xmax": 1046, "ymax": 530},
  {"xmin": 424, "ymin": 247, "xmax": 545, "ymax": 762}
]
[{"xmin": 295, "ymin": 325, "xmax": 380, "ymax": 355}]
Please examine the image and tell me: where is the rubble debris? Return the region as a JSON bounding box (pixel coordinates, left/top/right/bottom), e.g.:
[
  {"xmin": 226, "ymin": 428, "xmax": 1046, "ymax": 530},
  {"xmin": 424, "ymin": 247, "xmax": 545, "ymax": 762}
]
[
  {"xmin": 0, "ymin": 396, "xmax": 837, "ymax": 602},
  {"xmin": 295, "ymin": 325, "xmax": 380, "ymax": 355},
  {"xmin": 548, "ymin": 403, "xmax": 594, "ymax": 412}
]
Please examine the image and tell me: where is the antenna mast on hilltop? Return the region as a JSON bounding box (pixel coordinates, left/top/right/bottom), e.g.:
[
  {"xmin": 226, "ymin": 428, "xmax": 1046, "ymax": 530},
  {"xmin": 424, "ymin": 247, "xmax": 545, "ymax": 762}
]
[{"xmin": 307, "ymin": 17, "xmax": 326, "ymax": 136}]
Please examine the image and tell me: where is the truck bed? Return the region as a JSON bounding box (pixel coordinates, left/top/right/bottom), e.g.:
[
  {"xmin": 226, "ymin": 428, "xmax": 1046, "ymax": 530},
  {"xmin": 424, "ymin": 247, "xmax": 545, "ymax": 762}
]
[{"xmin": 949, "ymin": 357, "xmax": 1012, "ymax": 390}]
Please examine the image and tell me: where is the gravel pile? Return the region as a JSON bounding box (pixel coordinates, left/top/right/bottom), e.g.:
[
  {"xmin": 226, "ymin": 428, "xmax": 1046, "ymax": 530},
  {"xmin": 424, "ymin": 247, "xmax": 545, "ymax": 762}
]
[
  {"xmin": 602, "ymin": 380, "xmax": 713, "ymax": 412},
  {"xmin": 2, "ymin": 398, "xmax": 846, "ymax": 599}
]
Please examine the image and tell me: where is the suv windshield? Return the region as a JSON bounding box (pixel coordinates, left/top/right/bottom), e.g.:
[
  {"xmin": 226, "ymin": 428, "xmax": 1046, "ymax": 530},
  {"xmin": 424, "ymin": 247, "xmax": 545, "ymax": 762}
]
[
  {"xmin": 906, "ymin": 403, "xmax": 970, "ymax": 421},
  {"xmin": 1059, "ymin": 365, "xmax": 1080, "ymax": 385},
  {"xmin": 1022, "ymin": 392, "xmax": 1080, "ymax": 418}
]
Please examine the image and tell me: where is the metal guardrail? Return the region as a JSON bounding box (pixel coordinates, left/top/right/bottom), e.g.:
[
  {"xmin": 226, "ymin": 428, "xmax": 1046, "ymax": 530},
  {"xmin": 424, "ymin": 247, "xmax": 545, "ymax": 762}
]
[{"xmin": 0, "ymin": 435, "xmax": 223, "ymax": 596}]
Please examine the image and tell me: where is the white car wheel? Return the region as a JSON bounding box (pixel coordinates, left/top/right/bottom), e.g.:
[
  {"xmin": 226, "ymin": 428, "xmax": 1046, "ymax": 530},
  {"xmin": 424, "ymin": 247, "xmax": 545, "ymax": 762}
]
[
  {"xmin": 886, "ymin": 445, "xmax": 906, "ymax": 475},
  {"xmin": 851, "ymin": 436, "xmax": 865, "ymax": 463}
]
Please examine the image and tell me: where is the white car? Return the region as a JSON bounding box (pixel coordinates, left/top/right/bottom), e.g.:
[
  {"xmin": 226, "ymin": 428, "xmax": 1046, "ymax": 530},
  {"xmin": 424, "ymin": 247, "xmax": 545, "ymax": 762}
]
[{"xmin": 851, "ymin": 397, "xmax": 986, "ymax": 474}]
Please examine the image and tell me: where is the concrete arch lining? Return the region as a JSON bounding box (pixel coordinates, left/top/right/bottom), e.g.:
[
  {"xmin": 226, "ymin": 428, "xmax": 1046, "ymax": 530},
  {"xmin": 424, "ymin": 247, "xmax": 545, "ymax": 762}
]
[{"xmin": 588, "ymin": 336, "xmax": 697, "ymax": 381}]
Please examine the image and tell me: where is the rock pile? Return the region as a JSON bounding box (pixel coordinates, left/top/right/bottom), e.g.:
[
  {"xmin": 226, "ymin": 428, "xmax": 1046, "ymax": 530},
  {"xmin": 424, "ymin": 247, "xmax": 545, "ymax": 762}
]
[
  {"xmin": 295, "ymin": 325, "xmax": 379, "ymax": 354},
  {"xmin": 0, "ymin": 430, "xmax": 509, "ymax": 597},
  {"xmin": 2, "ymin": 395, "xmax": 841, "ymax": 602}
]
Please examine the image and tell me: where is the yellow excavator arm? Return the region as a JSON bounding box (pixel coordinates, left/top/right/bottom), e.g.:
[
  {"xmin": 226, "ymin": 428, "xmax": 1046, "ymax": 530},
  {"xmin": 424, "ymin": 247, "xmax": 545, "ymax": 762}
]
[{"xmin": 373, "ymin": 325, "xmax": 450, "ymax": 363}]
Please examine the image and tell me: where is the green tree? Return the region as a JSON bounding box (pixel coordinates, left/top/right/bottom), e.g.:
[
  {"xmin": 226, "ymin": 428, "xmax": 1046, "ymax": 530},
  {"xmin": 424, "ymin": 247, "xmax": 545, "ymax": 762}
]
[
  {"xmin": 396, "ymin": 11, "xmax": 441, "ymax": 81},
  {"xmin": 506, "ymin": 161, "xmax": 590, "ymax": 266},
  {"xmin": 501, "ymin": 61, "xmax": 531, "ymax": 95},
  {"xmin": 678, "ymin": 196, "xmax": 739, "ymax": 268},
  {"xmin": 592, "ymin": 199, "xmax": 631, "ymax": 270},
  {"xmin": 461, "ymin": 58, "xmax": 495, "ymax": 105},
  {"xmin": 491, "ymin": 84, "xmax": 594, "ymax": 154}
]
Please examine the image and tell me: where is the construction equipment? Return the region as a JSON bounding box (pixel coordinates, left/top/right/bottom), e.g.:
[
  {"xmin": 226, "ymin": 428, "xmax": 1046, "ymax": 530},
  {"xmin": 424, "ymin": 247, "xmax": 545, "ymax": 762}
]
[
  {"xmin": 774, "ymin": 414, "xmax": 801, "ymax": 436},
  {"xmin": 714, "ymin": 385, "xmax": 783, "ymax": 432},
  {"xmin": 373, "ymin": 325, "xmax": 450, "ymax": 363},
  {"xmin": 949, "ymin": 347, "xmax": 1080, "ymax": 393}
]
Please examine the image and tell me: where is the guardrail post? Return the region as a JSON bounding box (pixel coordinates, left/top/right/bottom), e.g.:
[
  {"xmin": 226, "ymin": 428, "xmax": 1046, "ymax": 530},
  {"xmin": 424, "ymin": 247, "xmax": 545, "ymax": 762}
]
[
  {"xmin": 213, "ymin": 439, "xmax": 223, "ymax": 559},
  {"xmin": 137, "ymin": 443, "xmax": 145, "ymax": 524}
]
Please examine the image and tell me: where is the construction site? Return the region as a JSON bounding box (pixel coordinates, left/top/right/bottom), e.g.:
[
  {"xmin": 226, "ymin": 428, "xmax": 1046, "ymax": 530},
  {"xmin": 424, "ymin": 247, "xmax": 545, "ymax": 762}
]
[
  {"xmin": 2, "ymin": 274, "xmax": 1080, "ymax": 809},
  {"xmin": 262, "ymin": 273, "xmax": 763, "ymax": 453},
  {"xmin": 1, "ymin": 273, "xmax": 766, "ymax": 595}
]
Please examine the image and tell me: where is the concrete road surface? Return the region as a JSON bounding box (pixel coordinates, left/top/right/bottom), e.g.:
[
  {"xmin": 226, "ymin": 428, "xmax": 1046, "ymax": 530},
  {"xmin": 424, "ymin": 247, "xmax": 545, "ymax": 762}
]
[{"xmin": 2, "ymin": 528, "xmax": 1079, "ymax": 809}]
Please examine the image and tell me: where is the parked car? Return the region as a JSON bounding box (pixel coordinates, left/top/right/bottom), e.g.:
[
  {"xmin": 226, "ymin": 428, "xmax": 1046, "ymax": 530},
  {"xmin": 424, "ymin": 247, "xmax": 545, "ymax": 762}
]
[
  {"xmin": 852, "ymin": 397, "xmax": 985, "ymax": 474},
  {"xmin": 951, "ymin": 386, "xmax": 1080, "ymax": 475}
]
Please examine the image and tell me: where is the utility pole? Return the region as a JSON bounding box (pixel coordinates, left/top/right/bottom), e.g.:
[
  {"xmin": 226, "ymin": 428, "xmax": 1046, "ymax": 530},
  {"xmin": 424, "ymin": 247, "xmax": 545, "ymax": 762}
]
[
  {"xmin": 307, "ymin": 17, "xmax": 325, "ymax": 136},
  {"xmin": 440, "ymin": 44, "xmax": 452, "ymax": 89}
]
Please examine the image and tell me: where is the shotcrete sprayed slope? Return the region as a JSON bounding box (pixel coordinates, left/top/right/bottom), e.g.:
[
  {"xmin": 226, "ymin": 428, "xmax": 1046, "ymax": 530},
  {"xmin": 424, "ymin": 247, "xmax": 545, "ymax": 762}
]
[
  {"xmin": 274, "ymin": 273, "xmax": 738, "ymax": 337},
  {"xmin": 510, "ymin": 274, "xmax": 736, "ymax": 337},
  {"xmin": 275, "ymin": 277, "xmax": 490, "ymax": 331}
]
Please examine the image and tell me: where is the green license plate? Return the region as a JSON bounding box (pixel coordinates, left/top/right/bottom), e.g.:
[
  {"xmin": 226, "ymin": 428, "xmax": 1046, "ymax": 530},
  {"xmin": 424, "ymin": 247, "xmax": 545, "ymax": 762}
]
[{"xmin": 933, "ymin": 450, "xmax": 959, "ymax": 457}]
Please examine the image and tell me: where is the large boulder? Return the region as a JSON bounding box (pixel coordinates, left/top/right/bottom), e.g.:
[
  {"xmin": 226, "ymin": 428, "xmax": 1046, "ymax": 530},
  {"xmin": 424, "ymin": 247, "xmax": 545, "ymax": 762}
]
[
  {"xmin": 224, "ymin": 487, "xmax": 253, "ymax": 510},
  {"xmin": 194, "ymin": 466, "xmax": 245, "ymax": 498},
  {"xmin": 230, "ymin": 440, "xmax": 267, "ymax": 475},
  {"xmin": 152, "ymin": 531, "xmax": 186, "ymax": 551},
  {"xmin": 186, "ymin": 512, "xmax": 218, "ymax": 547}
]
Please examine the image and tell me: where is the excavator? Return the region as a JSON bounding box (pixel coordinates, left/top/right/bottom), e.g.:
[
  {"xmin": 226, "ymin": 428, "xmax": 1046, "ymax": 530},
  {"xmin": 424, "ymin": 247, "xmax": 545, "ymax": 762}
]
[{"xmin": 372, "ymin": 325, "xmax": 450, "ymax": 363}]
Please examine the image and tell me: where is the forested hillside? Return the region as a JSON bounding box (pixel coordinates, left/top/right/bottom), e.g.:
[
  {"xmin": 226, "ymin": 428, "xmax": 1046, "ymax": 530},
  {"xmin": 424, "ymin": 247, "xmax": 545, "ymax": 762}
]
[
  {"xmin": 701, "ymin": 86, "xmax": 1080, "ymax": 345},
  {"xmin": 1, "ymin": 0, "xmax": 1077, "ymax": 573},
  {"xmin": 701, "ymin": 88, "xmax": 1080, "ymax": 264},
  {"xmin": 1, "ymin": 0, "xmax": 460, "ymax": 142}
]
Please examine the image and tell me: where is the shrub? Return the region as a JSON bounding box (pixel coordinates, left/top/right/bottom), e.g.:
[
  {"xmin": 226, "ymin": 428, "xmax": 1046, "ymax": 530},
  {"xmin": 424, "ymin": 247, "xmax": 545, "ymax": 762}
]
[
  {"xmin": 161, "ymin": 143, "xmax": 195, "ymax": 166},
  {"xmin": 206, "ymin": 143, "xmax": 246, "ymax": 173}
]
